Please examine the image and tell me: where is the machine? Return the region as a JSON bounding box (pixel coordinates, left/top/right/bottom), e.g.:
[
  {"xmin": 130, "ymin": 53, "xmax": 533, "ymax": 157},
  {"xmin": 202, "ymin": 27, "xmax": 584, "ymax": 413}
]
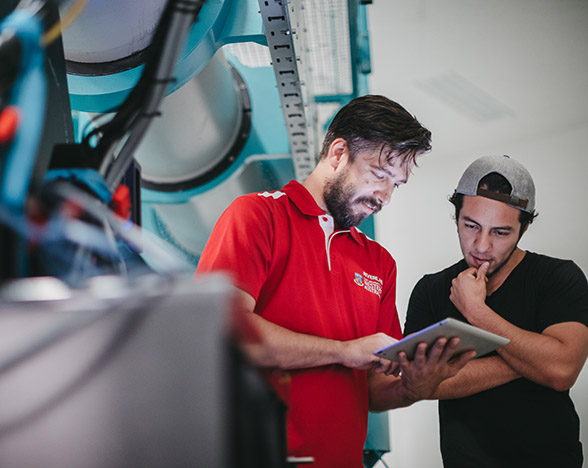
[{"xmin": 0, "ymin": 0, "xmax": 389, "ymax": 466}]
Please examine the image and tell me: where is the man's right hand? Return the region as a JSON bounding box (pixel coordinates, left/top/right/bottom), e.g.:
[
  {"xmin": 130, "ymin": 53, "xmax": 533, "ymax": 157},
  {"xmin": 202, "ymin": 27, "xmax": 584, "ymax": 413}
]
[
  {"xmin": 340, "ymin": 333, "xmax": 400, "ymax": 375},
  {"xmin": 236, "ymin": 287, "xmax": 404, "ymax": 373}
]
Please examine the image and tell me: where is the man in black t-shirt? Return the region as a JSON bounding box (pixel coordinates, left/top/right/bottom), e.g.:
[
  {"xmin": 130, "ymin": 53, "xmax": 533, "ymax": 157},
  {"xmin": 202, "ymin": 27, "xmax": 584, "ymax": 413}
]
[{"xmin": 405, "ymin": 155, "xmax": 588, "ymax": 468}]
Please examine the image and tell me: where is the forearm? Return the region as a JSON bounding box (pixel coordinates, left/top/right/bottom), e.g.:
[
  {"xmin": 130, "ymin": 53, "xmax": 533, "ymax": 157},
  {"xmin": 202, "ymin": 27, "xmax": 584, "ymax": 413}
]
[
  {"xmin": 497, "ymin": 328, "xmax": 586, "ymax": 391},
  {"xmin": 368, "ymin": 339, "xmax": 475, "ymax": 411},
  {"xmin": 368, "ymin": 373, "xmax": 416, "ymax": 411},
  {"xmin": 242, "ymin": 312, "xmax": 345, "ymax": 369},
  {"xmin": 465, "ymin": 307, "xmax": 588, "ymax": 391},
  {"xmin": 369, "ymin": 356, "xmax": 516, "ymax": 408},
  {"xmin": 232, "ymin": 288, "xmax": 344, "ymax": 369},
  {"xmin": 432, "ymin": 355, "xmax": 520, "ymax": 399}
]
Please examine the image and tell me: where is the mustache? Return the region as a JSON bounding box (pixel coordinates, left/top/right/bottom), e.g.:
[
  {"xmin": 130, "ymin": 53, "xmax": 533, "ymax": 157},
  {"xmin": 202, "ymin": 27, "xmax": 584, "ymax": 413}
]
[{"xmin": 355, "ymin": 197, "xmax": 382, "ymax": 213}]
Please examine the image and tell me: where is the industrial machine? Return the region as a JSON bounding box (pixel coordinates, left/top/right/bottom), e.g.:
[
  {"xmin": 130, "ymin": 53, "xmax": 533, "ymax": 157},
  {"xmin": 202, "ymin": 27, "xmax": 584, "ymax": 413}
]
[{"xmin": 0, "ymin": 0, "xmax": 389, "ymax": 466}]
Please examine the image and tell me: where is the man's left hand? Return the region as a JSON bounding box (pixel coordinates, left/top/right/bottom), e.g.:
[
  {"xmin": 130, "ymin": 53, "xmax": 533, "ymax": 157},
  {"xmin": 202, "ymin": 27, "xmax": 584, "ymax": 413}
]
[{"xmin": 398, "ymin": 337, "xmax": 476, "ymax": 401}]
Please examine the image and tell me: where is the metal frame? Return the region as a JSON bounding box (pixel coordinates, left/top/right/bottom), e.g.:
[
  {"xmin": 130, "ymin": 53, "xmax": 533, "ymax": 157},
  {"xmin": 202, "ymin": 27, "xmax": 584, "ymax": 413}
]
[{"xmin": 257, "ymin": 0, "xmax": 317, "ymax": 182}]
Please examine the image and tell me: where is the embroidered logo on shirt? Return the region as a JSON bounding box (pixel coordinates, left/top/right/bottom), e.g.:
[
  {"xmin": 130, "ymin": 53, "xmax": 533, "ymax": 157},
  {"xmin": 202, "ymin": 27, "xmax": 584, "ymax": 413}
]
[
  {"xmin": 354, "ymin": 271, "xmax": 383, "ymax": 297},
  {"xmin": 258, "ymin": 191, "xmax": 286, "ymax": 199}
]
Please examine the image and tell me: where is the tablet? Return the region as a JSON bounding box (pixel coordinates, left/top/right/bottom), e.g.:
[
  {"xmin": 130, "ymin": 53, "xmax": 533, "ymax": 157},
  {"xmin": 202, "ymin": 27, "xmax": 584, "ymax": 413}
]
[{"xmin": 374, "ymin": 317, "xmax": 509, "ymax": 362}]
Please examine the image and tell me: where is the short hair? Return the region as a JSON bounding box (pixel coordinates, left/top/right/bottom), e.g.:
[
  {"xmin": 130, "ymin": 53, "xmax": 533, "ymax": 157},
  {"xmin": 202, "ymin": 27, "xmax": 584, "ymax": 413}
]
[
  {"xmin": 318, "ymin": 95, "xmax": 432, "ymax": 167},
  {"xmin": 449, "ymin": 172, "xmax": 538, "ymax": 236}
]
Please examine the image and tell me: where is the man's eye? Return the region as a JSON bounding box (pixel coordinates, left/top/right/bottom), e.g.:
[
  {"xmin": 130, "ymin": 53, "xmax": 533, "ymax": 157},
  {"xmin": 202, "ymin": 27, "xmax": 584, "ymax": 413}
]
[
  {"xmin": 373, "ymin": 172, "xmax": 385, "ymax": 181},
  {"xmin": 495, "ymin": 230, "xmax": 509, "ymax": 237}
]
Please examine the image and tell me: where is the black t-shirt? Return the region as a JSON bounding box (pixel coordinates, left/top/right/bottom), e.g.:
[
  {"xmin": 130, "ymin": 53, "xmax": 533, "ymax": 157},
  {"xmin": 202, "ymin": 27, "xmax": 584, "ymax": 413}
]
[{"xmin": 405, "ymin": 251, "xmax": 588, "ymax": 468}]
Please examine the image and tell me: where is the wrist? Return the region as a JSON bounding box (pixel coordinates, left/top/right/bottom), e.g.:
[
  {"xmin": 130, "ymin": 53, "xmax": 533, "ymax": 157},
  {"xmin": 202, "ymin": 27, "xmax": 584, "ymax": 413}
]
[
  {"xmin": 399, "ymin": 378, "xmax": 423, "ymax": 404},
  {"xmin": 335, "ymin": 339, "xmax": 348, "ymax": 366},
  {"xmin": 463, "ymin": 303, "xmax": 489, "ymax": 327}
]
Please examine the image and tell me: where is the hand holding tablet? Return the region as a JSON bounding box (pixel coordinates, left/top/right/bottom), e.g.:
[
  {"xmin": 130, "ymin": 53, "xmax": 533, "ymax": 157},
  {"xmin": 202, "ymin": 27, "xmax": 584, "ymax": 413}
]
[{"xmin": 374, "ymin": 318, "xmax": 509, "ymax": 362}]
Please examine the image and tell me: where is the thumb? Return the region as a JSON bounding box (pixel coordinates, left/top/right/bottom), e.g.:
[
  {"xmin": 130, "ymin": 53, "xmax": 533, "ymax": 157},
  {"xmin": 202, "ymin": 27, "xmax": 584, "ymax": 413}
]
[{"xmin": 477, "ymin": 262, "xmax": 489, "ymax": 281}]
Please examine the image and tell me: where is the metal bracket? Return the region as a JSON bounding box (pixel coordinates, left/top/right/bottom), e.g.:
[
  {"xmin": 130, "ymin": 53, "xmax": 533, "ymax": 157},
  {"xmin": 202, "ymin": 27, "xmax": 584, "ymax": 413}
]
[{"xmin": 257, "ymin": 0, "xmax": 317, "ymax": 181}]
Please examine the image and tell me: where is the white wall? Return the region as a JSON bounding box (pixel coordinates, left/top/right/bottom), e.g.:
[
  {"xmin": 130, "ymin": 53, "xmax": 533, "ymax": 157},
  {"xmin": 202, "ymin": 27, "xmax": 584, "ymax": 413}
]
[
  {"xmin": 372, "ymin": 123, "xmax": 588, "ymax": 467},
  {"xmin": 366, "ymin": 1, "xmax": 588, "ymax": 465}
]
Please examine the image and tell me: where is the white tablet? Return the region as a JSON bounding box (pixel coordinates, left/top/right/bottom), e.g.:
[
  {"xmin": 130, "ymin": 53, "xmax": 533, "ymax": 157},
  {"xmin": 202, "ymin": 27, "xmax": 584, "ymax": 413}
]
[{"xmin": 374, "ymin": 317, "xmax": 509, "ymax": 362}]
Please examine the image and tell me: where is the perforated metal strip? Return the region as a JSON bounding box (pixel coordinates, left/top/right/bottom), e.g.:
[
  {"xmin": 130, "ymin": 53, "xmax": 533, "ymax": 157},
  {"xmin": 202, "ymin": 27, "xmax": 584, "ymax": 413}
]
[{"xmin": 257, "ymin": 0, "xmax": 317, "ymax": 181}]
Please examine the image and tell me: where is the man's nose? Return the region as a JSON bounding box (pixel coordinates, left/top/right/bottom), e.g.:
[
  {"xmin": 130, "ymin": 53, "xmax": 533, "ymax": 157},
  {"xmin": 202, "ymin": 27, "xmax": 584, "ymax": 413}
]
[
  {"xmin": 474, "ymin": 231, "xmax": 492, "ymax": 252},
  {"xmin": 375, "ymin": 183, "xmax": 394, "ymax": 206}
]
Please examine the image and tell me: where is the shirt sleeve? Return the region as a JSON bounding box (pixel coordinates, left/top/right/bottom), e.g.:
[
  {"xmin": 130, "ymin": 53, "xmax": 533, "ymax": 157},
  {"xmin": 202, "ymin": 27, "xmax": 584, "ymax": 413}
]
[
  {"xmin": 537, "ymin": 260, "xmax": 588, "ymax": 331},
  {"xmin": 195, "ymin": 195, "xmax": 274, "ymax": 301}
]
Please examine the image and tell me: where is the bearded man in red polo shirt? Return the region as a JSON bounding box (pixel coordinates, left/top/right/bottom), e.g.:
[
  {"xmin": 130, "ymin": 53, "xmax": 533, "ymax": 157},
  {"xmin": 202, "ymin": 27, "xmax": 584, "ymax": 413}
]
[{"xmin": 196, "ymin": 95, "xmax": 474, "ymax": 468}]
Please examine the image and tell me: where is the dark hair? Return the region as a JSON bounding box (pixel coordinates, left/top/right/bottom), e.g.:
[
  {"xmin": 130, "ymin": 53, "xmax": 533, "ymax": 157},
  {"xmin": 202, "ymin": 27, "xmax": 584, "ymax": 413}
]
[
  {"xmin": 449, "ymin": 172, "xmax": 538, "ymax": 237},
  {"xmin": 318, "ymin": 95, "xmax": 432, "ymax": 167}
]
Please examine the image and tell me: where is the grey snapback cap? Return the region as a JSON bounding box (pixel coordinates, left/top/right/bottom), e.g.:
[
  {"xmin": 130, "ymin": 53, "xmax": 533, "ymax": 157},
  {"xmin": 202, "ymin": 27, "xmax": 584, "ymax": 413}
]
[{"xmin": 455, "ymin": 155, "xmax": 536, "ymax": 213}]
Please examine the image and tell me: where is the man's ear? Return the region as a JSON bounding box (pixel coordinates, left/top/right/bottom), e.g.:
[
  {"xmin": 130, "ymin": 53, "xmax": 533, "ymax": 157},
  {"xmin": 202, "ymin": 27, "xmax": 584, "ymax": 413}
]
[{"xmin": 327, "ymin": 138, "xmax": 348, "ymax": 170}]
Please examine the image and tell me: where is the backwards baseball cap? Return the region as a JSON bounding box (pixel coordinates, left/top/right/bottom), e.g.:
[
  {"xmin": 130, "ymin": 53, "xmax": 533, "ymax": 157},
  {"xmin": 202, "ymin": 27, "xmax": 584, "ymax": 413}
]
[{"xmin": 455, "ymin": 155, "xmax": 536, "ymax": 213}]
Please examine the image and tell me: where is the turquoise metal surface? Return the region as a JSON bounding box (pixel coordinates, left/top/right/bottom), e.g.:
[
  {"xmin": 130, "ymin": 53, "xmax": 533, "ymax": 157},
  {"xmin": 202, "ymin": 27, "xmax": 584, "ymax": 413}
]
[
  {"xmin": 140, "ymin": 56, "xmax": 290, "ymax": 205},
  {"xmin": 0, "ymin": 9, "xmax": 46, "ymax": 209},
  {"xmin": 365, "ymin": 411, "xmax": 391, "ymax": 452},
  {"xmin": 68, "ymin": 0, "xmax": 266, "ymax": 113},
  {"xmin": 354, "ymin": 1, "xmax": 371, "ymax": 97}
]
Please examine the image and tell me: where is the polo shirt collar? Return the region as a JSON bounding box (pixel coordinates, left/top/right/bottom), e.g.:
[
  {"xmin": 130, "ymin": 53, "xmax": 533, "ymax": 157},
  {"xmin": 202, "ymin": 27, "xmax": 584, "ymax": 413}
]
[
  {"xmin": 350, "ymin": 226, "xmax": 366, "ymax": 246},
  {"xmin": 282, "ymin": 180, "xmax": 324, "ymax": 216},
  {"xmin": 282, "ymin": 180, "xmax": 365, "ymax": 246}
]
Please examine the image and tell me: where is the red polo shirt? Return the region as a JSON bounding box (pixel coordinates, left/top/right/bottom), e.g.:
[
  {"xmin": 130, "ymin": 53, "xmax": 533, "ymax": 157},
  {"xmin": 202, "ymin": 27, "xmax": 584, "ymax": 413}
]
[{"xmin": 196, "ymin": 180, "xmax": 402, "ymax": 468}]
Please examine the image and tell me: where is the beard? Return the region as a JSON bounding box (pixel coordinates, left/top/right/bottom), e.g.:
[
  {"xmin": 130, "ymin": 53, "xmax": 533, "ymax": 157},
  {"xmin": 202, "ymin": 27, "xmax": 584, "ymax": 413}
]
[
  {"xmin": 323, "ymin": 171, "xmax": 382, "ymax": 229},
  {"xmin": 486, "ymin": 243, "xmax": 519, "ymax": 277}
]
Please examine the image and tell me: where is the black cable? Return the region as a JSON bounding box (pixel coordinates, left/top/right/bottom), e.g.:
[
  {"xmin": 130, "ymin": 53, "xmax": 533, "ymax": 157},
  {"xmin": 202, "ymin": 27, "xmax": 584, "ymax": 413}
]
[
  {"xmin": 0, "ymin": 31, "xmax": 22, "ymax": 96},
  {"xmin": 79, "ymin": 0, "xmax": 205, "ymax": 189},
  {"xmin": 104, "ymin": 0, "xmax": 206, "ymax": 188},
  {"xmin": 81, "ymin": 0, "xmax": 188, "ymax": 149}
]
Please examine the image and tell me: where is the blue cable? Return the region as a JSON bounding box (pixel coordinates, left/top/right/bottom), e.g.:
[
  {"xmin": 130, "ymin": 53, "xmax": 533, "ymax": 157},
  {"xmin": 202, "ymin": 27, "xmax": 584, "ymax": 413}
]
[{"xmin": 0, "ymin": 9, "xmax": 46, "ymax": 209}]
